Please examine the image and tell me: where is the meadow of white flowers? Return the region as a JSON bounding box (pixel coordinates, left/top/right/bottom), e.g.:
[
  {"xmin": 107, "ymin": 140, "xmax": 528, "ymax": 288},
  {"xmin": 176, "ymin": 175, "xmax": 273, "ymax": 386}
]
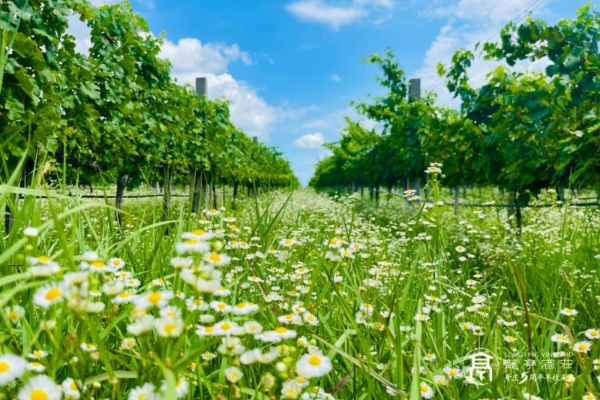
[{"xmin": 1, "ymin": 170, "xmax": 599, "ymax": 399}]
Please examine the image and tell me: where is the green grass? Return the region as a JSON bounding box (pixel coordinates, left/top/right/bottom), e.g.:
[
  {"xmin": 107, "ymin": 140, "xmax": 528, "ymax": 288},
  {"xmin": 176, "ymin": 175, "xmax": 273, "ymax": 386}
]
[{"xmin": 1, "ymin": 171, "xmax": 599, "ymax": 399}]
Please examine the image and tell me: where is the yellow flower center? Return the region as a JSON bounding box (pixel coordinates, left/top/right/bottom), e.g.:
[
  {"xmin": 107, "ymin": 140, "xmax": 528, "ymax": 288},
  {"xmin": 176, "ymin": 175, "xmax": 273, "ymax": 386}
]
[
  {"xmin": 578, "ymin": 344, "xmax": 588, "ymax": 351},
  {"xmin": 164, "ymin": 323, "xmax": 178, "ymax": 335},
  {"xmin": 120, "ymin": 293, "xmax": 132, "ymax": 298},
  {"xmin": 0, "ymin": 361, "xmax": 10, "ymax": 373},
  {"xmin": 236, "ymin": 303, "xmax": 246, "ymax": 308},
  {"xmin": 275, "ymin": 327, "xmax": 288, "ymax": 334},
  {"xmin": 45, "ymin": 288, "xmax": 62, "ymax": 301},
  {"xmin": 420, "ymin": 384, "xmax": 429, "ymax": 393},
  {"xmin": 90, "ymin": 261, "xmax": 105, "ymax": 268},
  {"xmin": 209, "ymin": 254, "xmax": 221, "ymax": 262},
  {"xmin": 37, "ymin": 256, "xmax": 50, "ymax": 263},
  {"xmin": 148, "ymin": 293, "xmax": 162, "ymax": 304},
  {"xmin": 192, "ymin": 229, "xmax": 206, "ymax": 235},
  {"xmin": 308, "ymin": 355, "xmax": 322, "ymax": 366},
  {"xmin": 205, "ymin": 327, "xmax": 214, "ymax": 333},
  {"xmin": 8, "ymin": 311, "xmax": 18, "ymax": 320},
  {"xmin": 221, "ymin": 322, "xmax": 231, "ymax": 330},
  {"xmin": 217, "ymin": 303, "xmax": 226, "ymax": 310},
  {"xmin": 30, "ymin": 389, "xmax": 48, "ymax": 400},
  {"xmin": 70, "ymin": 382, "xmax": 78, "ymax": 390},
  {"xmin": 113, "ymin": 260, "xmax": 121, "ymax": 265}
]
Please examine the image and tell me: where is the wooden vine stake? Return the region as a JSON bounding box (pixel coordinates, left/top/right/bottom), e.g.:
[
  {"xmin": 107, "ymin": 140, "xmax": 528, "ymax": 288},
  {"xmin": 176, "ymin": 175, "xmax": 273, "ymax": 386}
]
[{"xmin": 191, "ymin": 77, "xmax": 207, "ymax": 214}]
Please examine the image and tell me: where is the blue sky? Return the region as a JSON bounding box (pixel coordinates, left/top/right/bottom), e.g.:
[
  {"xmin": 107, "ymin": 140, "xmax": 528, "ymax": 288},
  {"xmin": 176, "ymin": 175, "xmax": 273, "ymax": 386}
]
[{"xmin": 78, "ymin": 0, "xmax": 592, "ymax": 184}]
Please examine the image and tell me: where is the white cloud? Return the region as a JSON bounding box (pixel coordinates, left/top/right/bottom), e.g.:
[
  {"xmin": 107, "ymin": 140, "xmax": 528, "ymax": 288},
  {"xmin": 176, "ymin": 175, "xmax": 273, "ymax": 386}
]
[
  {"xmin": 415, "ymin": 0, "xmax": 552, "ymax": 107},
  {"xmin": 294, "ymin": 132, "xmax": 325, "ymax": 148},
  {"xmin": 330, "ymin": 73, "xmax": 341, "ymax": 82},
  {"xmin": 160, "ymin": 38, "xmax": 281, "ymax": 139},
  {"xmin": 160, "ymin": 38, "xmax": 251, "ymax": 75},
  {"xmin": 161, "ymin": 38, "xmax": 316, "ymax": 141},
  {"xmin": 286, "ymin": 0, "xmax": 394, "ymax": 30}
]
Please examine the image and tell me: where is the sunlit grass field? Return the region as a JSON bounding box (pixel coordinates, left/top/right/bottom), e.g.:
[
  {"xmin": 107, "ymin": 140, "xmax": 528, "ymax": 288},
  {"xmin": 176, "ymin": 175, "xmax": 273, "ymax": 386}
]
[{"xmin": 1, "ymin": 171, "xmax": 599, "ymax": 399}]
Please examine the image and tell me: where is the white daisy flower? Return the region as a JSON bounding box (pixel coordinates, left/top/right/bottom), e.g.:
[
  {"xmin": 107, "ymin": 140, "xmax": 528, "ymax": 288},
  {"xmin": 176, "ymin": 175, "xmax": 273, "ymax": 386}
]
[
  {"xmin": 231, "ymin": 302, "xmax": 259, "ymax": 316},
  {"xmin": 27, "ymin": 350, "xmax": 48, "ymax": 360},
  {"xmin": 303, "ymin": 312, "xmax": 319, "ymax": 326},
  {"xmin": 573, "ymin": 341, "xmax": 592, "ymax": 353},
  {"xmin": 175, "ymin": 239, "xmax": 210, "ymax": 254},
  {"xmin": 80, "ymin": 343, "xmax": 97, "ymax": 352},
  {"xmin": 107, "ymin": 258, "xmax": 125, "ymax": 270},
  {"xmin": 281, "ymin": 380, "xmax": 302, "ymax": 399},
  {"xmin": 23, "ymin": 226, "xmax": 39, "ymax": 238},
  {"xmin": 161, "ymin": 376, "xmax": 189, "ymax": 399},
  {"xmin": 5, "ymin": 305, "xmax": 25, "ymax": 324},
  {"xmin": 204, "ymin": 252, "xmax": 231, "ymax": 266},
  {"xmin": 185, "ymin": 297, "xmax": 208, "ymax": 311},
  {"xmin": 62, "ymin": 377, "xmax": 81, "ymax": 399},
  {"xmin": 0, "ymin": 354, "xmax": 27, "ymax": 386},
  {"xmin": 213, "ymin": 320, "xmax": 243, "ymax": 336},
  {"xmin": 113, "ymin": 291, "xmax": 136, "ymax": 304},
  {"xmin": 295, "ymin": 347, "xmax": 332, "ymax": 378},
  {"xmin": 210, "ymin": 301, "xmax": 232, "ymax": 313},
  {"xmin": 560, "ymin": 308, "xmax": 578, "ymax": 317},
  {"xmin": 584, "ymin": 329, "xmax": 600, "ymax": 340},
  {"xmin": 155, "ymin": 317, "xmax": 184, "ymax": 338},
  {"xmin": 27, "ymin": 361, "xmax": 45, "ymax": 372},
  {"xmin": 214, "ymin": 287, "xmax": 232, "ymax": 297},
  {"xmin": 81, "ymin": 260, "xmax": 111, "ymax": 273},
  {"xmin": 134, "ymin": 291, "xmax": 173, "ymax": 309},
  {"xmin": 280, "ymin": 238, "xmax": 297, "ymax": 247},
  {"xmin": 551, "ymin": 334, "xmax": 571, "ymax": 344},
  {"xmin": 33, "ymin": 284, "xmax": 66, "ymax": 308},
  {"xmin": 243, "ymin": 321, "xmax": 263, "ymax": 335},
  {"xmin": 181, "ymin": 229, "xmax": 214, "ymax": 241},
  {"xmin": 224, "ymin": 366, "xmax": 243, "ymax": 383},
  {"xmin": 420, "ymin": 382, "xmax": 435, "ymax": 398},
  {"xmin": 278, "ymin": 314, "xmax": 303, "ymax": 325},
  {"xmin": 127, "ymin": 382, "xmax": 160, "ymax": 400},
  {"xmin": 443, "ymin": 367, "xmax": 463, "ymax": 379},
  {"xmin": 159, "ymin": 306, "xmax": 181, "ymax": 319},
  {"xmin": 18, "ymin": 375, "xmax": 61, "ymax": 400},
  {"xmin": 217, "ymin": 337, "xmax": 245, "ymax": 355},
  {"xmin": 170, "ymin": 257, "xmax": 193, "ymax": 269},
  {"xmin": 127, "ymin": 315, "xmax": 155, "ymax": 336}
]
